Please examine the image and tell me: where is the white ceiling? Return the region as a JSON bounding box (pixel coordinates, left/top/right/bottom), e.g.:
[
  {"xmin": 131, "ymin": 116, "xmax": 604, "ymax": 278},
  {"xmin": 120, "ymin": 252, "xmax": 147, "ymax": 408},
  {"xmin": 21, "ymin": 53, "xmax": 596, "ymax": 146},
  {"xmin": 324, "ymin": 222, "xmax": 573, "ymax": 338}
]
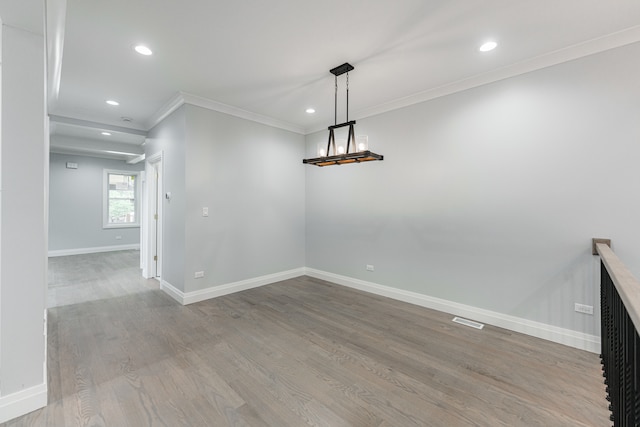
[
  {"xmin": 0, "ymin": 0, "xmax": 43, "ymax": 34},
  {"xmin": 34, "ymin": 0, "xmax": 640, "ymax": 155}
]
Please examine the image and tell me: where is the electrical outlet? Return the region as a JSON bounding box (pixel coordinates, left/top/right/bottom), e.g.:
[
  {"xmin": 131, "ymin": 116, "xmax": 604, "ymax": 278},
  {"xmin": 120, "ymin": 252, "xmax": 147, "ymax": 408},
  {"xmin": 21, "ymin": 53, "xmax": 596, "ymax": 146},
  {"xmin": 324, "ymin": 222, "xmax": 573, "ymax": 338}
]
[
  {"xmin": 366, "ymin": 265, "xmax": 374, "ymax": 272},
  {"xmin": 202, "ymin": 207, "xmax": 209, "ymax": 217},
  {"xmin": 574, "ymin": 303, "xmax": 594, "ymax": 315},
  {"xmin": 194, "ymin": 271, "xmax": 204, "ymax": 279}
]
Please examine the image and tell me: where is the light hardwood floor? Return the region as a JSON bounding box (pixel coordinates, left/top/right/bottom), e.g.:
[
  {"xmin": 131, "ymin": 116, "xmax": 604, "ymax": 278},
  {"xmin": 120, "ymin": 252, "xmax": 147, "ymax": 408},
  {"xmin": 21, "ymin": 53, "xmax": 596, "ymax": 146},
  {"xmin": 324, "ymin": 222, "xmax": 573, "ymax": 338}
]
[{"xmin": 4, "ymin": 251, "xmax": 609, "ymax": 426}]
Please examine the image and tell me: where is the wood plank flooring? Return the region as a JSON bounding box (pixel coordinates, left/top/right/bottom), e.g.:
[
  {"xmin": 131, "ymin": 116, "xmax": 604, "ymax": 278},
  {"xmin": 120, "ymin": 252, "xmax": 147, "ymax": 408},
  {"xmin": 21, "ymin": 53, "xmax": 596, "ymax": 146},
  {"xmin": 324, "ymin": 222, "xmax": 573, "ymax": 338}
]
[
  {"xmin": 47, "ymin": 250, "xmax": 160, "ymax": 308},
  {"xmin": 4, "ymin": 250, "xmax": 609, "ymax": 426}
]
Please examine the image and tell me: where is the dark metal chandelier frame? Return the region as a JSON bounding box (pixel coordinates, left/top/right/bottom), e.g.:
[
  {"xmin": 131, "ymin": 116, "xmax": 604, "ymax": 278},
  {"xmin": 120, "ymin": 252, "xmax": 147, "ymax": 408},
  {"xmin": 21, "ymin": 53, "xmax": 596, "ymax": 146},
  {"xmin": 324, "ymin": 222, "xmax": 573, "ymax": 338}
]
[{"xmin": 303, "ymin": 63, "xmax": 384, "ymax": 167}]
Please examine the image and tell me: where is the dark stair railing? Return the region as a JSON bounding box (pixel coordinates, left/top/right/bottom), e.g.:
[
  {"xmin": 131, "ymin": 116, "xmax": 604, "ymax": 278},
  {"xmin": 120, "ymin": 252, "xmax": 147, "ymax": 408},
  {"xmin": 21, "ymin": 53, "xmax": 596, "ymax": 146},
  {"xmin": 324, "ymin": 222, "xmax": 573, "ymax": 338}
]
[{"xmin": 594, "ymin": 238, "xmax": 640, "ymax": 426}]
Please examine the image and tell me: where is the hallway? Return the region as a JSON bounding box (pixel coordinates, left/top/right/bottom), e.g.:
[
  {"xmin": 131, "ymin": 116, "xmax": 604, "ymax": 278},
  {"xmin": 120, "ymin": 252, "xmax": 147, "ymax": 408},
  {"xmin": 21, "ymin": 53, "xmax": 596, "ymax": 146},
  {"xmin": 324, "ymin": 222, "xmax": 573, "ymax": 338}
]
[{"xmin": 47, "ymin": 250, "xmax": 158, "ymax": 308}]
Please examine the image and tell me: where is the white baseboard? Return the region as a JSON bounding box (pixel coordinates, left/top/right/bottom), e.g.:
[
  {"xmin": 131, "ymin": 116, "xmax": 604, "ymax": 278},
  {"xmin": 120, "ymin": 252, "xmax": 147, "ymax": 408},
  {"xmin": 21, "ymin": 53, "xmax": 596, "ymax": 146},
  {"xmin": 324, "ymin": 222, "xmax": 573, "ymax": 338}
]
[
  {"xmin": 0, "ymin": 383, "xmax": 47, "ymax": 424},
  {"xmin": 305, "ymin": 268, "xmax": 601, "ymax": 353},
  {"xmin": 160, "ymin": 279, "xmax": 184, "ymax": 304},
  {"xmin": 48, "ymin": 244, "xmax": 140, "ymax": 257},
  {"xmin": 161, "ymin": 268, "xmax": 306, "ymax": 305},
  {"xmin": 158, "ymin": 265, "xmax": 599, "ymax": 353}
]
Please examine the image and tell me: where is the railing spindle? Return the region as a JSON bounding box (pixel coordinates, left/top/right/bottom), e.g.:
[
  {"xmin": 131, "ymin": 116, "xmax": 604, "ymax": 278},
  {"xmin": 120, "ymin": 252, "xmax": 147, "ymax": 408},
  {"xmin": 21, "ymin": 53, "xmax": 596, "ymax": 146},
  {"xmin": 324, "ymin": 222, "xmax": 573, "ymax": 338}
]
[{"xmin": 595, "ymin": 239, "xmax": 640, "ymax": 426}]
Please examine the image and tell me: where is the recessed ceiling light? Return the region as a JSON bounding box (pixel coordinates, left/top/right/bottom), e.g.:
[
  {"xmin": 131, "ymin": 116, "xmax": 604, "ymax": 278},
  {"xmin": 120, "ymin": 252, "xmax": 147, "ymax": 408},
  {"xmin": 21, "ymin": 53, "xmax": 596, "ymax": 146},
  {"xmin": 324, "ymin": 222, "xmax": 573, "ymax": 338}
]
[
  {"xmin": 106, "ymin": 100, "xmax": 120, "ymax": 106},
  {"xmin": 134, "ymin": 45, "xmax": 153, "ymax": 56},
  {"xmin": 305, "ymin": 108, "xmax": 316, "ymax": 114},
  {"xmin": 101, "ymin": 132, "xmax": 112, "ymax": 136},
  {"xmin": 479, "ymin": 41, "xmax": 497, "ymax": 52}
]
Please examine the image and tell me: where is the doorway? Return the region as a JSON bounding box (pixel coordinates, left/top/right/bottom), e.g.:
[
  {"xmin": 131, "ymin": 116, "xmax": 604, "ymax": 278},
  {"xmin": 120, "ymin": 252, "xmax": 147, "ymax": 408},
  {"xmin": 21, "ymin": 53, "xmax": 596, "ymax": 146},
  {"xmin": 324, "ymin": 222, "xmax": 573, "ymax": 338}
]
[{"xmin": 142, "ymin": 152, "xmax": 163, "ymax": 280}]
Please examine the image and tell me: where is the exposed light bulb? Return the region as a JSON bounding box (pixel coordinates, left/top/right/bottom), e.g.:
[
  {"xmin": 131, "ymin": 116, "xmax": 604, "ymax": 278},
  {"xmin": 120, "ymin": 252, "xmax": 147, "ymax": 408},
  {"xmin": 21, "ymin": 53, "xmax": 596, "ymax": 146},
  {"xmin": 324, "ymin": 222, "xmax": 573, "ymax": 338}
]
[
  {"xmin": 305, "ymin": 108, "xmax": 316, "ymax": 114},
  {"xmin": 101, "ymin": 132, "xmax": 112, "ymax": 136},
  {"xmin": 337, "ymin": 146, "xmax": 345, "ymax": 155},
  {"xmin": 318, "ymin": 148, "xmax": 326, "ymax": 157},
  {"xmin": 106, "ymin": 100, "xmax": 120, "ymax": 106},
  {"xmin": 356, "ymin": 135, "xmax": 368, "ymax": 151}
]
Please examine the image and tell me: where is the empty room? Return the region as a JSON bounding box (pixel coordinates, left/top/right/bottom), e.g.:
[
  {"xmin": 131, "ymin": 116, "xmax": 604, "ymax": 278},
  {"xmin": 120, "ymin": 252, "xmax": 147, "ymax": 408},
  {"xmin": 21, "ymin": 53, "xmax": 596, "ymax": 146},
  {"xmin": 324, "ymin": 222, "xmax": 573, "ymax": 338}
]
[{"xmin": 1, "ymin": 0, "xmax": 640, "ymax": 425}]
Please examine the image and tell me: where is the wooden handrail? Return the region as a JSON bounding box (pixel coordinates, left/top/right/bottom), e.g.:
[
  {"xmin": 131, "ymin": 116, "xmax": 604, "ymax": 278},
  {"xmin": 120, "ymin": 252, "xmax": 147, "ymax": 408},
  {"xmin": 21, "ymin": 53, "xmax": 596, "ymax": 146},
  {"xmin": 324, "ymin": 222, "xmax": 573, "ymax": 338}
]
[{"xmin": 596, "ymin": 241, "xmax": 640, "ymax": 334}]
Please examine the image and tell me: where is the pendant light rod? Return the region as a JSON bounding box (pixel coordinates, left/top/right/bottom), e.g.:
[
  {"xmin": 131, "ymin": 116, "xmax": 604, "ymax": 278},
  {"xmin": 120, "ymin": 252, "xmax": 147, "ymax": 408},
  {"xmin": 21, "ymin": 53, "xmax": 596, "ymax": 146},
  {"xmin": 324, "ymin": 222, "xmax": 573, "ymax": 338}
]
[
  {"xmin": 346, "ymin": 72, "xmax": 349, "ymax": 122},
  {"xmin": 330, "ymin": 63, "xmax": 354, "ymax": 124},
  {"xmin": 334, "ymin": 75, "xmax": 337, "ymax": 126}
]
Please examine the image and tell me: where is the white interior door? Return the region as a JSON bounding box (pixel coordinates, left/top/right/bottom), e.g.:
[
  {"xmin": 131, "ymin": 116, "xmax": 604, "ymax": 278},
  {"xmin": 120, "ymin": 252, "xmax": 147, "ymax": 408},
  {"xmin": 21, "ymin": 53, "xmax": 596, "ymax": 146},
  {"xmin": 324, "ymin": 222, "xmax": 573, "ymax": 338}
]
[
  {"xmin": 143, "ymin": 152, "xmax": 163, "ymax": 279},
  {"xmin": 152, "ymin": 164, "xmax": 160, "ymax": 277}
]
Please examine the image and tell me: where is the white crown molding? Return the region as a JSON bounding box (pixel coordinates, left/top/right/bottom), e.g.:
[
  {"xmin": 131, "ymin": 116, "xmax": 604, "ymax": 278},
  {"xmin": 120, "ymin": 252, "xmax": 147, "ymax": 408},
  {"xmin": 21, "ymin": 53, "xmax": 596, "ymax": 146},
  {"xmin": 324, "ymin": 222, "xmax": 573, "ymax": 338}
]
[
  {"xmin": 126, "ymin": 153, "xmax": 146, "ymax": 165},
  {"xmin": 50, "ymin": 135, "xmax": 144, "ymax": 157},
  {"xmin": 181, "ymin": 92, "xmax": 306, "ymax": 135},
  {"xmin": 49, "ymin": 115, "xmax": 147, "ymax": 135},
  {"xmin": 147, "ymin": 91, "xmax": 306, "ymax": 135},
  {"xmin": 305, "ymin": 268, "xmax": 601, "ymax": 353},
  {"xmin": 145, "ymin": 92, "xmax": 186, "ymax": 131},
  {"xmin": 52, "ymin": 25, "xmax": 640, "ymax": 138},
  {"xmin": 306, "ymin": 25, "xmax": 640, "ymax": 134}
]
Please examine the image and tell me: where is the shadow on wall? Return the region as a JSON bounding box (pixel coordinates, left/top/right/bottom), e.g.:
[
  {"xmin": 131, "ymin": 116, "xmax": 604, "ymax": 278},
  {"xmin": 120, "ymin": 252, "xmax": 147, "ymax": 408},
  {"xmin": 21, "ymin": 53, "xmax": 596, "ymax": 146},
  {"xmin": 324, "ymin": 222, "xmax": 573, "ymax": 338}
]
[{"xmin": 508, "ymin": 248, "xmax": 599, "ymax": 335}]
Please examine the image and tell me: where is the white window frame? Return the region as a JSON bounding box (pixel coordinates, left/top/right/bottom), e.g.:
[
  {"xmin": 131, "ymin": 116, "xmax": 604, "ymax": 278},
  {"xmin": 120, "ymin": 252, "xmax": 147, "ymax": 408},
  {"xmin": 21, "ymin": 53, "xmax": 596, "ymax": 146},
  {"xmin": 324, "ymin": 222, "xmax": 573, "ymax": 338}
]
[{"xmin": 103, "ymin": 169, "xmax": 140, "ymax": 229}]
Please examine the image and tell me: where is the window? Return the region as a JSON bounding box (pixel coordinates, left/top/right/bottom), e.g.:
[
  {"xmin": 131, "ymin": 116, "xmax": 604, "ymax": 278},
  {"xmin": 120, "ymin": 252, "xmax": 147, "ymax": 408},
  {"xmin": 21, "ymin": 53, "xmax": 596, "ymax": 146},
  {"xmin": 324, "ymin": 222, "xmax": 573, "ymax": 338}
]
[{"xmin": 103, "ymin": 170, "xmax": 139, "ymax": 228}]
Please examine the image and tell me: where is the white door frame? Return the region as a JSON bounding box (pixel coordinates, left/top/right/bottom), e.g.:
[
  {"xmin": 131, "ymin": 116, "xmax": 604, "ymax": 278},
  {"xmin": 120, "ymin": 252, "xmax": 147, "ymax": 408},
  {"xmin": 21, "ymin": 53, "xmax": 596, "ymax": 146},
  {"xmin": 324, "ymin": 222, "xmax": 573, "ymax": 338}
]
[{"xmin": 142, "ymin": 151, "xmax": 163, "ymax": 279}]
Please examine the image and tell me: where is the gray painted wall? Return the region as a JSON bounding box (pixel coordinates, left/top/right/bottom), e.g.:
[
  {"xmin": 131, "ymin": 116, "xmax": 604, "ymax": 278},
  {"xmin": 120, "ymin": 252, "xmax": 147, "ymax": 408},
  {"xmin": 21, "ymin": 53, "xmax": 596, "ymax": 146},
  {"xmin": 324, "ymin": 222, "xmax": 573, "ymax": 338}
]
[
  {"xmin": 145, "ymin": 106, "xmax": 187, "ymax": 291},
  {"xmin": 184, "ymin": 104, "xmax": 305, "ymax": 292},
  {"xmin": 48, "ymin": 153, "xmax": 144, "ymax": 252},
  {"xmin": 146, "ymin": 105, "xmax": 306, "ymax": 293},
  {"xmin": 1, "ymin": 22, "xmax": 47, "ymax": 396},
  {"xmin": 305, "ymin": 41, "xmax": 640, "ymax": 337}
]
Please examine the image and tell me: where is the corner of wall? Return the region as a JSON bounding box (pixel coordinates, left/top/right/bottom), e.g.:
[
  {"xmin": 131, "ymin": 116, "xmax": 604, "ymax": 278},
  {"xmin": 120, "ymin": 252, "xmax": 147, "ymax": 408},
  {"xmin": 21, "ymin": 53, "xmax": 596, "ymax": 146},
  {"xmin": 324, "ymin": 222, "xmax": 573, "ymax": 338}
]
[{"xmin": 160, "ymin": 267, "xmax": 306, "ymax": 306}]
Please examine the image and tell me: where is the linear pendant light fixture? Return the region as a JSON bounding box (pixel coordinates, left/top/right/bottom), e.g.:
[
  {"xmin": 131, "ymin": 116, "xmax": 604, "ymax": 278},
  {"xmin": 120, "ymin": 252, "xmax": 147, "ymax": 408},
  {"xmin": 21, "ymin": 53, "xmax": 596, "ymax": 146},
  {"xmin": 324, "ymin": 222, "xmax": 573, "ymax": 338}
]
[{"xmin": 303, "ymin": 63, "xmax": 383, "ymax": 167}]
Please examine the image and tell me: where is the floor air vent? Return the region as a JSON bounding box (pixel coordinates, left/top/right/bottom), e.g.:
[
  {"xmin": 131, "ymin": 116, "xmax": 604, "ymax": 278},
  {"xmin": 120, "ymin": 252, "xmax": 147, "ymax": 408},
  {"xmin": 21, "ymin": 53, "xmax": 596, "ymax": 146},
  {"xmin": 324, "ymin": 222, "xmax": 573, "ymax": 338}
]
[{"xmin": 452, "ymin": 317, "xmax": 484, "ymax": 330}]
